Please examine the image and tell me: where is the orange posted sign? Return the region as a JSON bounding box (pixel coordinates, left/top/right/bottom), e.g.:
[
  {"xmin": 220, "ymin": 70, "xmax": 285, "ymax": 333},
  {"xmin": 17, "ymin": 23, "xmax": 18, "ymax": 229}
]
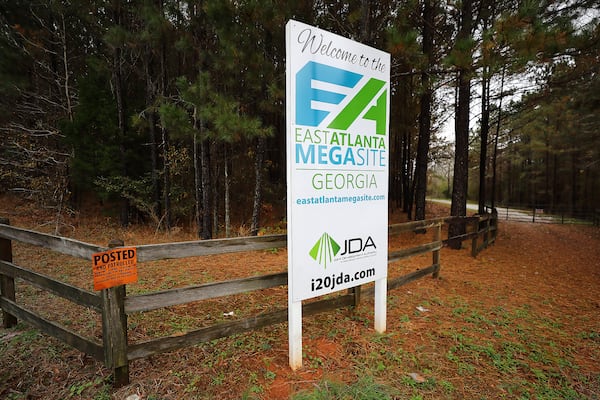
[{"xmin": 92, "ymin": 247, "xmax": 138, "ymax": 291}]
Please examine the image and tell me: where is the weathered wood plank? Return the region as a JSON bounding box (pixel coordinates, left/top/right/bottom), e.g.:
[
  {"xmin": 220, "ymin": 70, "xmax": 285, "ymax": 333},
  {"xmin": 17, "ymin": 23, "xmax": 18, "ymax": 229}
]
[
  {"xmin": 389, "ymin": 218, "xmax": 446, "ymax": 234},
  {"xmin": 0, "ymin": 218, "xmax": 17, "ymax": 328},
  {"xmin": 387, "ymin": 264, "xmax": 438, "ymax": 292},
  {"xmin": 0, "ymin": 224, "xmax": 103, "ymax": 260},
  {"xmin": 125, "ymin": 272, "xmax": 287, "ymax": 314},
  {"xmin": 303, "ymin": 293, "xmax": 355, "ymax": 316},
  {"xmin": 0, "ymin": 260, "xmax": 101, "ymax": 312},
  {"xmin": 360, "ymin": 264, "xmax": 438, "ymax": 297},
  {"xmin": 0, "ymin": 297, "xmax": 103, "ymax": 361},
  {"xmin": 388, "ymin": 241, "xmax": 442, "ymax": 263},
  {"xmin": 445, "ymin": 216, "xmax": 479, "ymax": 225},
  {"xmin": 135, "ymin": 234, "xmax": 287, "ymax": 262},
  {"xmin": 441, "ymin": 230, "xmax": 478, "ymax": 246},
  {"xmin": 127, "ymin": 294, "xmax": 354, "ymax": 361},
  {"xmin": 128, "ymin": 239, "xmax": 446, "ymax": 314},
  {"xmin": 127, "ymin": 309, "xmax": 288, "ymax": 360}
]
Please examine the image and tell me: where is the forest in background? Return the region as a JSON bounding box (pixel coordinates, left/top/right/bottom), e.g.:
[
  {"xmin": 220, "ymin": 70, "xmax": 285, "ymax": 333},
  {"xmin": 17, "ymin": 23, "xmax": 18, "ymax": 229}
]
[{"xmin": 0, "ymin": 0, "xmax": 598, "ymax": 239}]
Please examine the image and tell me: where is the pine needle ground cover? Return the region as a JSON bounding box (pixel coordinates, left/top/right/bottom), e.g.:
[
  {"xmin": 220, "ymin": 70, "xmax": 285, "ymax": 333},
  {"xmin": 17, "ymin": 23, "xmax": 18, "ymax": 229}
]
[{"xmin": 1, "ymin": 196, "xmax": 599, "ymax": 399}]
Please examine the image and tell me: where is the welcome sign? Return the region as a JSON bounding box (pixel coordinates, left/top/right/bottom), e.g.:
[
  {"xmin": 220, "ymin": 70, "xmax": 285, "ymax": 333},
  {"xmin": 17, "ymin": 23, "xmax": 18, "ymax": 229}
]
[{"xmin": 286, "ymin": 20, "xmax": 390, "ymax": 303}]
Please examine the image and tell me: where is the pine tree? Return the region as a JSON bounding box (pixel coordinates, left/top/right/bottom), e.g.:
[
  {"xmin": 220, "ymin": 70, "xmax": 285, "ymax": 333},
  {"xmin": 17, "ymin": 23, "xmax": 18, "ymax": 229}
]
[
  {"xmin": 414, "ymin": 0, "xmax": 437, "ymax": 222},
  {"xmin": 448, "ymin": 0, "xmax": 474, "ymax": 248}
]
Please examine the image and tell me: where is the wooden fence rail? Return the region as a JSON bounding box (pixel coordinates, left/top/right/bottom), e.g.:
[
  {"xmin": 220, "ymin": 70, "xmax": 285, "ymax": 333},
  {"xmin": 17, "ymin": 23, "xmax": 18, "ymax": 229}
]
[{"xmin": 0, "ymin": 212, "xmax": 497, "ymax": 387}]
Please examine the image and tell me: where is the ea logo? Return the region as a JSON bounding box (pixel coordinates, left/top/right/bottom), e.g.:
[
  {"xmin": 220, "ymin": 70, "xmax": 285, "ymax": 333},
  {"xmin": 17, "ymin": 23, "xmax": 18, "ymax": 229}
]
[{"xmin": 296, "ymin": 61, "xmax": 387, "ymax": 135}]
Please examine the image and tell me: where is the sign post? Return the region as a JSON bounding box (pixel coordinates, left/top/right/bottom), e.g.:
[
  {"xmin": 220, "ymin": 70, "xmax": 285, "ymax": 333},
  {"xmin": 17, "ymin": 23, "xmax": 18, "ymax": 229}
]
[{"xmin": 286, "ymin": 20, "xmax": 390, "ymax": 369}]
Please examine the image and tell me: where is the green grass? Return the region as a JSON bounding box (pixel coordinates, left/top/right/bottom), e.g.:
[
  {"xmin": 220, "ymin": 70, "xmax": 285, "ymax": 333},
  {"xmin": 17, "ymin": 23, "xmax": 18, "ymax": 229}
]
[
  {"xmin": 3, "ymin": 264, "xmax": 598, "ymax": 399},
  {"xmin": 292, "ymin": 375, "xmax": 399, "ymax": 400},
  {"xmin": 291, "ymin": 295, "xmax": 596, "ymax": 400}
]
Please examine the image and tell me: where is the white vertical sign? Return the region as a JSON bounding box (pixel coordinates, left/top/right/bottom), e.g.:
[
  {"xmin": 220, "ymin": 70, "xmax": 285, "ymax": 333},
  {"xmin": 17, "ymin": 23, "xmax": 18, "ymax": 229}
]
[{"xmin": 286, "ymin": 20, "xmax": 390, "ymax": 369}]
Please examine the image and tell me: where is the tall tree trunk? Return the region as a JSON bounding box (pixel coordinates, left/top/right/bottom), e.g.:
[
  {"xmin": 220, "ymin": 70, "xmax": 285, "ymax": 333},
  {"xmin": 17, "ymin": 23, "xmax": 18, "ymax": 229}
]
[
  {"xmin": 507, "ymin": 136, "xmax": 514, "ymax": 202},
  {"xmin": 193, "ymin": 107, "xmax": 202, "ymax": 238},
  {"xmin": 360, "ymin": 0, "xmax": 371, "ymax": 43},
  {"xmin": 212, "ymin": 144, "xmax": 220, "ymax": 237},
  {"xmin": 112, "ymin": 0, "xmax": 129, "ymax": 227},
  {"xmin": 552, "ymin": 153, "xmax": 559, "ymax": 209},
  {"xmin": 478, "ymin": 67, "xmax": 490, "ymax": 214},
  {"xmin": 59, "ymin": 13, "xmax": 73, "ymax": 123},
  {"xmin": 393, "ymin": 130, "xmax": 402, "ymax": 208},
  {"xmin": 393, "ymin": 131, "xmax": 401, "ymax": 208},
  {"xmin": 414, "ymin": 0, "xmax": 436, "ymax": 222},
  {"xmin": 191, "ymin": 3, "xmax": 206, "ymax": 239},
  {"xmin": 251, "ymin": 137, "xmax": 265, "ymax": 236},
  {"xmin": 145, "ymin": 45, "xmax": 161, "ymax": 221},
  {"xmin": 402, "ymin": 131, "xmax": 412, "ymax": 216},
  {"xmin": 571, "ymin": 151, "xmax": 577, "ymax": 214},
  {"xmin": 544, "ymin": 134, "xmax": 550, "ymax": 207},
  {"xmin": 449, "ymin": 0, "xmax": 473, "ymax": 248},
  {"xmin": 161, "ymin": 123, "xmax": 171, "ymax": 232},
  {"xmin": 159, "ymin": 8, "xmax": 171, "ymax": 232},
  {"xmin": 149, "ymin": 111, "xmax": 161, "ymax": 220},
  {"xmin": 200, "ymin": 138, "xmax": 212, "ymax": 239},
  {"xmin": 490, "ymin": 67, "xmax": 505, "ymax": 209},
  {"xmin": 224, "ymin": 144, "xmax": 231, "ymax": 237}
]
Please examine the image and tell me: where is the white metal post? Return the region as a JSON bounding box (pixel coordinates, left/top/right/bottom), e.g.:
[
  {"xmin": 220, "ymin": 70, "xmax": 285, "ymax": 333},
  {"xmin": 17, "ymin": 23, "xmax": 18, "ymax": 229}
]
[
  {"xmin": 374, "ymin": 277, "xmax": 387, "ymax": 333},
  {"xmin": 288, "ymin": 300, "xmax": 303, "ymax": 370}
]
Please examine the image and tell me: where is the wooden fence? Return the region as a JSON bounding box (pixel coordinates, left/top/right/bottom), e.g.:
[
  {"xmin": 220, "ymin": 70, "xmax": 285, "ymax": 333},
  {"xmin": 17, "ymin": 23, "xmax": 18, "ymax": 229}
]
[{"xmin": 0, "ymin": 212, "xmax": 497, "ymax": 387}]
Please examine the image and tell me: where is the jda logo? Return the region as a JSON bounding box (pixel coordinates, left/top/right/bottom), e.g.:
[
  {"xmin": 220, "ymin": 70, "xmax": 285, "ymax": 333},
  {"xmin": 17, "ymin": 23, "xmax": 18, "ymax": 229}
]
[
  {"xmin": 309, "ymin": 232, "xmax": 377, "ymax": 268},
  {"xmin": 309, "ymin": 232, "xmax": 340, "ymax": 269},
  {"xmin": 296, "ymin": 61, "xmax": 387, "ymax": 135}
]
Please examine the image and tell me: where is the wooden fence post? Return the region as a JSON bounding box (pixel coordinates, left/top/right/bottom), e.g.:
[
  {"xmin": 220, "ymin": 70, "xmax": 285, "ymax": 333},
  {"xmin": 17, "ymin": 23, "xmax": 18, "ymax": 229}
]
[
  {"xmin": 471, "ymin": 218, "xmax": 479, "ymax": 257},
  {"xmin": 483, "ymin": 215, "xmax": 490, "ymax": 249},
  {"xmin": 0, "ymin": 218, "xmax": 17, "ymax": 328},
  {"xmin": 101, "ymin": 239, "xmax": 129, "ymax": 387},
  {"xmin": 492, "ymin": 209, "xmax": 498, "ymax": 241},
  {"xmin": 350, "ymin": 285, "xmax": 361, "ymax": 307},
  {"xmin": 347, "ymin": 285, "xmax": 361, "ymax": 309},
  {"xmin": 432, "ymin": 222, "xmax": 441, "ymax": 278}
]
